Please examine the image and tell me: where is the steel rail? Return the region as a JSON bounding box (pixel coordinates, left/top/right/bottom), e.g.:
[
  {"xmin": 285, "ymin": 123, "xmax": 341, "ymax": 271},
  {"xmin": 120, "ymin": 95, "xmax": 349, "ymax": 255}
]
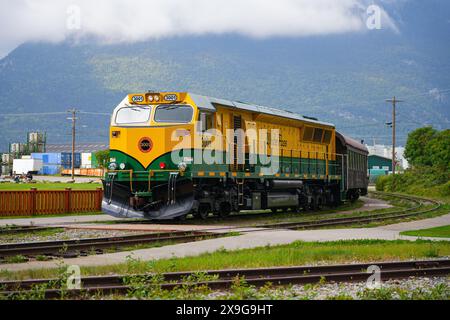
[
  {"xmin": 1, "ymin": 259, "xmax": 449, "ymax": 298},
  {"xmin": 0, "ymin": 231, "xmax": 222, "ymax": 258},
  {"xmin": 250, "ymin": 192, "xmax": 441, "ymax": 230}
]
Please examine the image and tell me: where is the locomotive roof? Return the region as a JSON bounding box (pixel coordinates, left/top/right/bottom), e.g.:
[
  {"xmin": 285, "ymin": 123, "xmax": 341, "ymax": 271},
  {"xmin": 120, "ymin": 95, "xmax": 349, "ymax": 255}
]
[{"xmin": 189, "ymin": 93, "xmax": 334, "ymax": 128}]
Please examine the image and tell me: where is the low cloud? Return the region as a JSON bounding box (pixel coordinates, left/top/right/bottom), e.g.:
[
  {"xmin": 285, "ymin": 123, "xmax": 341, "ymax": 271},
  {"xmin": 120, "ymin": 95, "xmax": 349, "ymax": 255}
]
[
  {"xmin": 429, "ymin": 88, "xmax": 446, "ymax": 102},
  {"xmin": 0, "ymin": 0, "xmax": 398, "ymax": 57}
]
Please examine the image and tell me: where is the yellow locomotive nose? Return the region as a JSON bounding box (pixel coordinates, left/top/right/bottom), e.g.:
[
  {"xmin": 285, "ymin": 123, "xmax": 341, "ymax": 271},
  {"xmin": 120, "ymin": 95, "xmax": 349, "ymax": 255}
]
[{"xmin": 110, "ymin": 126, "xmax": 169, "ymax": 169}]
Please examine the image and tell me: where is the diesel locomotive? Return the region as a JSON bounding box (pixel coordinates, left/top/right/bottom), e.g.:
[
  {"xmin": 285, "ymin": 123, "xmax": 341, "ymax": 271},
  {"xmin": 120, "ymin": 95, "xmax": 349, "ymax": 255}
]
[{"xmin": 102, "ymin": 92, "xmax": 368, "ymax": 219}]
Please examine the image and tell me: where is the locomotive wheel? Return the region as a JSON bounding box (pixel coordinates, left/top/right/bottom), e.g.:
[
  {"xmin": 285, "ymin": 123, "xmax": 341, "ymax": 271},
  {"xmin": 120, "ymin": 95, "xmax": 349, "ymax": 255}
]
[
  {"xmin": 218, "ymin": 202, "xmax": 232, "ymax": 218},
  {"xmin": 292, "ymin": 206, "xmax": 301, "ymax": 213},
  {"xmin": 310, "ymin": 195, "xmax": 323, "ymax": 211},
  {"xmin": 316, "ymin": 197, "xmax": 323, "ymax": 210},
  {"xmin": 197, "ymin": 204, "xmax": 210, "ymax": 220}
]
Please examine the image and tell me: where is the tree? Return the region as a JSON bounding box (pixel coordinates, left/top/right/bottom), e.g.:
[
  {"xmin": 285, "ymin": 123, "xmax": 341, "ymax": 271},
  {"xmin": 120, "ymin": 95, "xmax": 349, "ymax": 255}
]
[
  {"xmin": 94, "ymin": 149, "xmax": 109, "ymax": 168},
  {"xmin": 427, "ymin": 129, "xmax": 450, "ymax": 172},
  {"xmin": 404, "ymin": 127, "xmax": 437, "ymax": 167}
]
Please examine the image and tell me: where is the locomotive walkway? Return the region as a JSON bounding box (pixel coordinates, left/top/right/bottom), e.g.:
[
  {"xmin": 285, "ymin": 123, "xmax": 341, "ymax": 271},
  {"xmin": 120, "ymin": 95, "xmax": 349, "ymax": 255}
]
[{"xmin": 2, "ymin": 212, "xmax": 449, "ymax": 272}]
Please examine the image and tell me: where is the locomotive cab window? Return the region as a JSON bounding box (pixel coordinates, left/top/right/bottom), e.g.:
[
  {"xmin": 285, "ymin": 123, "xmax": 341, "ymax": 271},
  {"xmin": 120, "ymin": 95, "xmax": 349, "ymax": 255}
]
[
  {"xmin": 199, "ymin": 112, "xmax": 214, "ymax": 132},
  {"xmin": 115, "ymin": 106, "xmax": 151, "ymax": 125},
  {"xmin": 303, "ymin": 126, "xmax": 314, "ymax": 141},
  {"xmin": 154, "ymin": 105, "xmax": 193, "ymax": 123}
]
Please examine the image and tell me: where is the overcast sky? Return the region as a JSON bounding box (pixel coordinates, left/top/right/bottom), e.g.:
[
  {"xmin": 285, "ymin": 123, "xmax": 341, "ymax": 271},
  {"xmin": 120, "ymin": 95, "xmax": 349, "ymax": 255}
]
[{"xmin": 0, "ymin": 0, "xmax": 397, "ymax": 58}]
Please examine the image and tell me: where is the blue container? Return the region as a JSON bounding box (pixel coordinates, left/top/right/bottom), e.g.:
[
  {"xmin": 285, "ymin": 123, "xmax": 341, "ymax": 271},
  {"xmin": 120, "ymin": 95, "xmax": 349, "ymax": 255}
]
[
  {"xmin": 32, "ymin": 153, "xmax": 62, "ymax": 164},
  {"xmin": 61, "ymin": 153, "xmax": 81, "ymax": 166},
  {"xmin": 32, "ymin": 152, "xmax": 81, "ymax": 167},
  {"xmin": 31, "ymin": 153, "xmax": 43, "ymax": 160},
  {"xmin": 39, "ymin": 165, "xmax": 61, "ymax": 175}
]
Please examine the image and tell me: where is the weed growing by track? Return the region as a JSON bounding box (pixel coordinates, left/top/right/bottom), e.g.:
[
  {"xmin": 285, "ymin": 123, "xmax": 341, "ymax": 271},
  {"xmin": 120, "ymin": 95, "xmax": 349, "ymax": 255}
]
[
  {"xmin": 2, "ymin": 239, "xmax": 449, "ymax": 281},
  {"xmin": 0, "ymin": 228, "xmax": 64, "ymax": 242}
]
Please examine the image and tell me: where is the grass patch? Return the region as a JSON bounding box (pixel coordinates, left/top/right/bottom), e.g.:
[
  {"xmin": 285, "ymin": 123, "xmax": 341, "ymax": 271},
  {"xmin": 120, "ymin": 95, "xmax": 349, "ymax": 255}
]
[
  {"xmin": 401, "ymin": 225, "xmax": 450, "ymax": 238},
  {"xmin": 1, "ymin": 239, "xmax": 449, "ymax": 281},
  {"xmin": 0, "ymin": 182, "xmax": 102, "ymax": 191},
  {"xmin": 4, "ymin": 255, "xmax": 28, "ymax": 264}
]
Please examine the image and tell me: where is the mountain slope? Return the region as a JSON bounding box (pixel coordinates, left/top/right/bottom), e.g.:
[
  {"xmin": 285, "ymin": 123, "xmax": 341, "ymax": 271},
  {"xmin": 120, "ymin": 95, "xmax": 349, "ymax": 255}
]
[{"xmin": 0, "ymin": 1, "xmax": 449, "ymax": 151}]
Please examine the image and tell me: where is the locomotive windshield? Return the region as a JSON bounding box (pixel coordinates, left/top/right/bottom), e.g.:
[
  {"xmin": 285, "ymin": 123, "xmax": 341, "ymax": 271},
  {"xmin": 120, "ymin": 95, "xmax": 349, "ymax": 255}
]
[
  {"xmin": 154, "ymin": 105, "xmax": 193, "ymax": 123},
  {"xmin": 115, "ymin": 106, "xmax": 151, "ymax": 125}
]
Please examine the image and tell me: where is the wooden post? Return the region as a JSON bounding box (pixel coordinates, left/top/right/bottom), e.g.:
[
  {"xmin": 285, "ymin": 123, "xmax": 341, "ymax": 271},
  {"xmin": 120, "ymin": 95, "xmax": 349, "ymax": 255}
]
[
  {"xmin": 96, "ymin": 187, "xmax": 103, "ymax": 211},
  {"xmin": 30, "ymin": 188, "xmax": 37, "ymax": 215},
  {"xmin": 65, "ymin": 188, "xmax": 72, "ymax": 213}
]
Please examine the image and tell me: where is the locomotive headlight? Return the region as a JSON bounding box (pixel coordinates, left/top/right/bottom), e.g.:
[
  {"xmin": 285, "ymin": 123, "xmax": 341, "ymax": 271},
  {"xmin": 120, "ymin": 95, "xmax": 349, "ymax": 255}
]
[
  {"xmin": 119, "ymin": 163, "xmax": 126, "ymax": 170},
  {"xmin": 178, "ymin": 162, "xmax": 187, "ymax": 172},
  {"xmin": 154, "ymin": 95, "xmax": 160, "ymax": 102},
  {"xmin": 148, "ymin": 95, "xmax": 154, "ymax": 102},
  {"xmin": 108, "ymin": 162, "xmax": 117, "ymax": 170}
]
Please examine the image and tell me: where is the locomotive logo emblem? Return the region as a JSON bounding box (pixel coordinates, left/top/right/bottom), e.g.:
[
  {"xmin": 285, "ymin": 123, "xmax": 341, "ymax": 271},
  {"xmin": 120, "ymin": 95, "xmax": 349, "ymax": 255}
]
[{"xmin": 138, "ymin": 137, "xmax": 153, "ymax": 153}]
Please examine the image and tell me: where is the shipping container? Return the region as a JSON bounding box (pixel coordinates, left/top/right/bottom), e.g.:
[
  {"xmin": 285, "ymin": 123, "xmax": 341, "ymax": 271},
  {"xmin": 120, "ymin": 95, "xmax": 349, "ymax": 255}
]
[
  {"xmin": 31, "ymin": 152, "xmax": 81, "ymax": 167},
  {"xmin": 91, "ymin": 153, "xmax": 99, "ymax": 168},
  {"xmin": 13, "ymin": 158, "xmax": 43, "ymax": 174},
  {"xmin": 39, "ymin": 164, "xmax": 61, "ymax": 175},
  {"xmin": 81, "ymin": 152, "xmax": 92, "ymax": 168}
]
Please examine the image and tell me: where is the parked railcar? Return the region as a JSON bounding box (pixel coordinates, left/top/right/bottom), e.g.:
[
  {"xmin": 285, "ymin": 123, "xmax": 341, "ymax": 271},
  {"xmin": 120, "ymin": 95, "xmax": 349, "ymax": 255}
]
[
  {"xmin": 102, "ymin": 92, "xmax": 368, "ymax": 219},
  {"xmin": 335, "ymin": 132, "xmax": 369, "ymax": 201}
]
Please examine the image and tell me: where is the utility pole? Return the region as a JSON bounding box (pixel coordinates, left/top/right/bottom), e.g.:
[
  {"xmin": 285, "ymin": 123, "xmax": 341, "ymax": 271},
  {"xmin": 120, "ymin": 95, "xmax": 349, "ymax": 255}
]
[
  {"xmin": 67, "ymin": 109, "xmax": 78, "ymax": 181},
  {"xmin": 385, "ymin": 97, "xmax": 403, "ymax": 189}
]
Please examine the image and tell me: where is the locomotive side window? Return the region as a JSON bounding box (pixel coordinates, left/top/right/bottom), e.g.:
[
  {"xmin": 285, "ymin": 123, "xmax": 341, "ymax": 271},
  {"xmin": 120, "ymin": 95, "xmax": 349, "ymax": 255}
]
[
  {"xmin": 313, "ymin": 128, "xmax": 324, "ymax": 142},
  {"xmin": 154, "ymin": 105, "xmax": 193, "ymax": 123},
  {"xmin": 115, "ymin": 106, "xmax": 151, "ymax": 125},
  {"xmin": 322, "ymin": 130, "xmax": 332, "ymax": 144}
]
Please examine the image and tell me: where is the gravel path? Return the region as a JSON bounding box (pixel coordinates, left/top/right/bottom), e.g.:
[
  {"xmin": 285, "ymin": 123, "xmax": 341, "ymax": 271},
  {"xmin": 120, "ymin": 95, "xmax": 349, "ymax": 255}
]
[
  {"xmin": 206, "ymin": 276, "xmax": 450, "ymax": 300},
  {"xmin": 0, "ymin": 229, "xmax": 145, "ymax": 245}
]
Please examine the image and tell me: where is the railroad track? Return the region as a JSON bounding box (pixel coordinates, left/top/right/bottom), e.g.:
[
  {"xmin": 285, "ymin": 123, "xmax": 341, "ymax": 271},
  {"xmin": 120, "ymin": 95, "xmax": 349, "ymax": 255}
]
[
  {"xmin": 100, "ymin": 192, "xmax": 440, "ymax": 231},
  {"xmin": 252, "ymin": 192, "xmax": 441, "ymax": 230},
  {"xmin": 0, "ymin": 192, "xmax": 442, "ymax": 262},
  {"xmin": 1, "ymin": 259, "xmax": 449, "ymax": 299},
  {"xmin": 0, "ymin": 230, "xmax": 223, "ymax": 260}
]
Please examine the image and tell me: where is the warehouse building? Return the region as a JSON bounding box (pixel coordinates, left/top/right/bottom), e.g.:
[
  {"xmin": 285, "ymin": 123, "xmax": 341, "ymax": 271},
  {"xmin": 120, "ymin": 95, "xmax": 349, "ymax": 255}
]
[{"xmin": 368, "ymin": 154, "xmax": 393, "ymax": 183}]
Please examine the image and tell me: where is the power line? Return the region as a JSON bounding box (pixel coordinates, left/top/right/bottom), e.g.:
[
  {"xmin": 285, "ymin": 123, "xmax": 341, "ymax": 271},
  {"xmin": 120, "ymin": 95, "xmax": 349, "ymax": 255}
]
[
  {"xmin": 0, "ymin": 112, "xmax": 68, "ymax": 117},
  {"xmin": 0, "ymin": 110, "xmax": 111, "ymax": 117},
  {"xmin": 78, "ymin": 111, "xmax": 110, "ymax": 116}
]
